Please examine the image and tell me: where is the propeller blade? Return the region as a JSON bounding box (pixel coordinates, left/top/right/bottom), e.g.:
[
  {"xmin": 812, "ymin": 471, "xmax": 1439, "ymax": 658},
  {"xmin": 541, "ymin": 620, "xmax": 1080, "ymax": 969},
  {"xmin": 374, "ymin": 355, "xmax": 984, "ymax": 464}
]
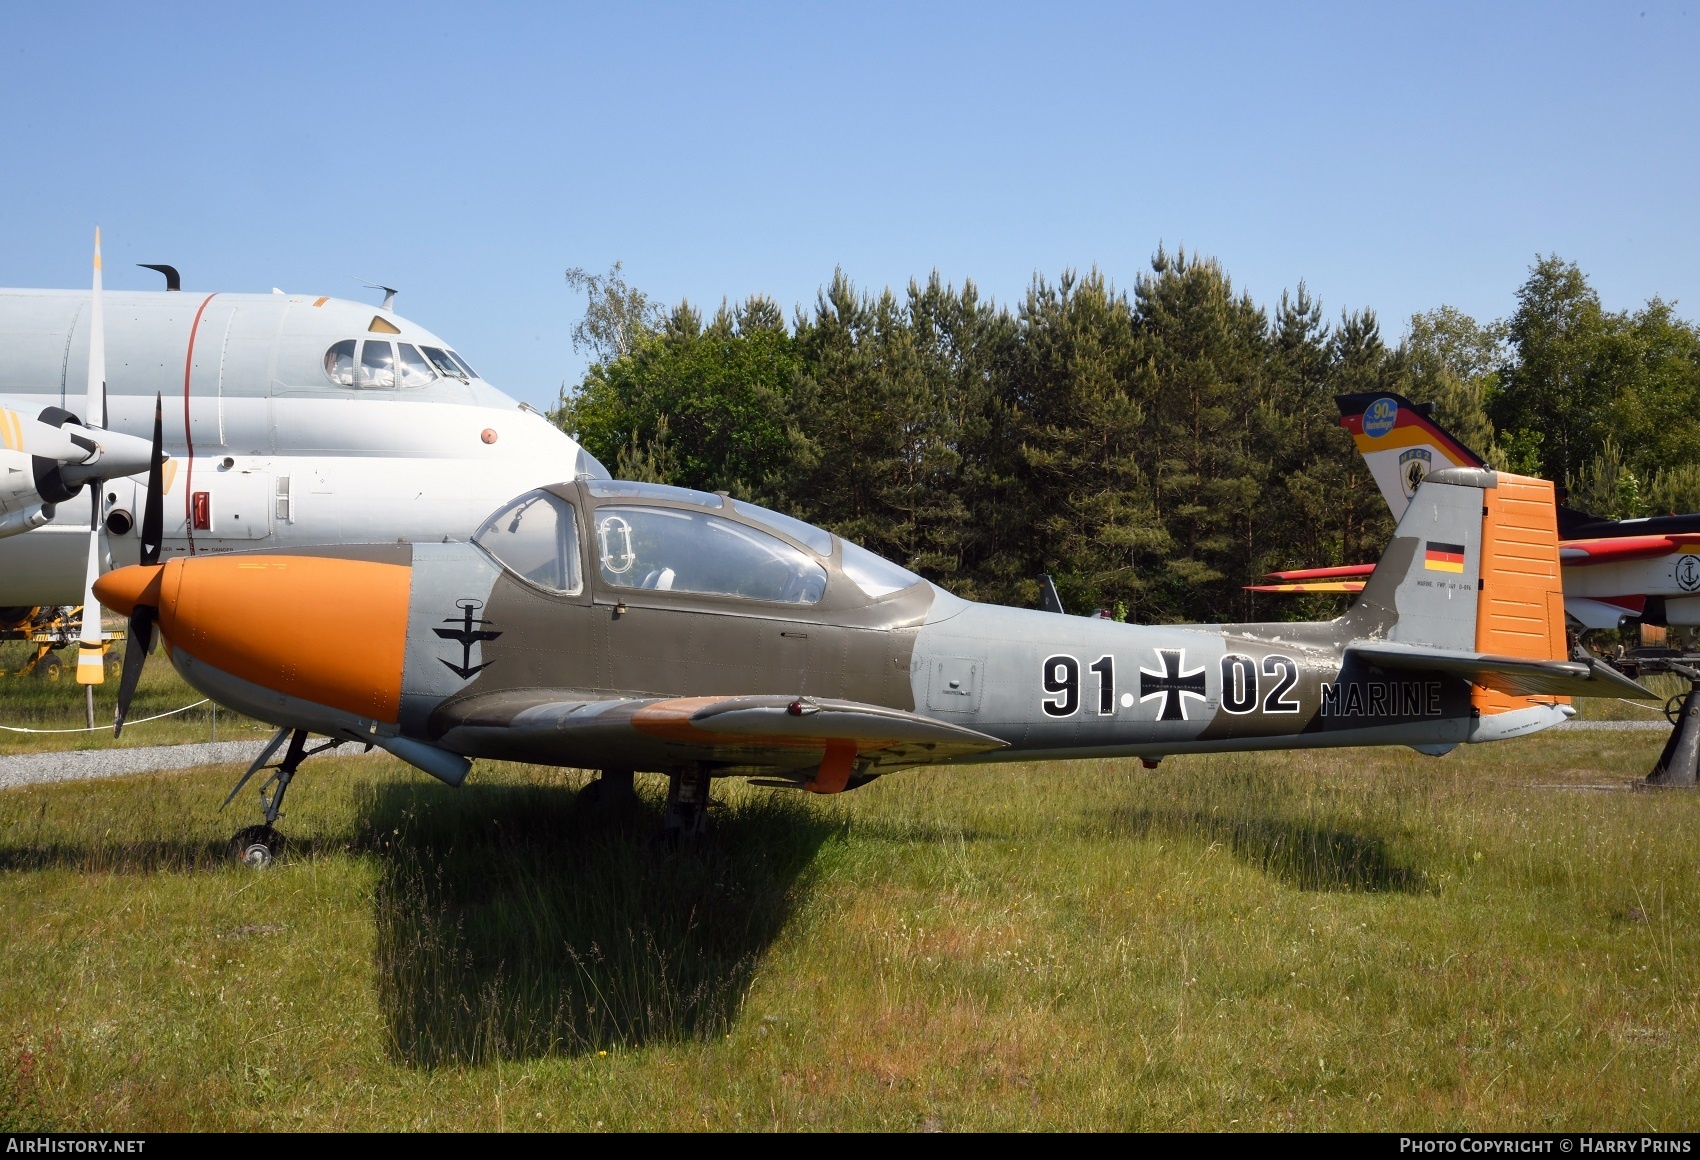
[
  {"xmin": 141, "ymin": 393, "xmax": 165, "ymax": 566},
  {"xmin": 76, "ymin": 487, "xmax": 104, "ymax": 685},
  {"xmin": 75, "ymin": 230, "xmax": 112, "ymax": 687},
  {"xmin": 112, "ymin": 603, "xmax": 155, "ymax": 737},
  {"xmin": 87, "ymin": 227, "xmax": 106, "ymax": 429}
]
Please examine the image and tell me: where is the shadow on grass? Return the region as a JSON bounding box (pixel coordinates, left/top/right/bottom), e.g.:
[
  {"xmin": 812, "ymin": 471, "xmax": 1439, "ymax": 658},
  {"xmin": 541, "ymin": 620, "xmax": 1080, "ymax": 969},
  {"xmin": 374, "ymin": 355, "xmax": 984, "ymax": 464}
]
[
  {"xmin": 0, "ymin": 834, "xmax": 347, "ymax": 874},
  {"xmin": 1115, "ymin": 806, "xmax": 1427, "ymax": 893},
  {"xmin": 357, "ymin": 778, "xmax": 837, "ymax": 1067}
]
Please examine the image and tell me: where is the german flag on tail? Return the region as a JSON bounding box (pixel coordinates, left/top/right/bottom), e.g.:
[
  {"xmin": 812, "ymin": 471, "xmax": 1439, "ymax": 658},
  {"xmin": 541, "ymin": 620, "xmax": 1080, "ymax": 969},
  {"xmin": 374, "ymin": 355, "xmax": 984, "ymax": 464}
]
[{"xmin": 1424, "ymin": 541, "xmax": 1466, "ymax": 573}]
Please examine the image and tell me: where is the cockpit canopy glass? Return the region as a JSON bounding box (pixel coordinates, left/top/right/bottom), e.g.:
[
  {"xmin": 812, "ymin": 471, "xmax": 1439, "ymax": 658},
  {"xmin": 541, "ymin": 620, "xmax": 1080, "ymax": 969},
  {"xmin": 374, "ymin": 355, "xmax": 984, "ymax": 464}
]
[
  {"xmin": 586, "ymin": 480, "xmax": 723, "ymax": 508},
  {"xmin": 324, "ymin": 340, "xmax": 478, "ymax": 388},
  {"xmin": 730, "ymin": 499, "xmax": 834, "ymax": 556},
  {"xmin": 594, "ymin": 505, "xmax": 826, "ymax": 604},
  {"xmin": 574, "ymin": 448, "xmax": 613, "ymax": 481},
  {"xmin": 472, "ymin": 490, "xmax": 583, "ymax": 594},
  {"xmin": 838, "ymin": 539, "xmax": 923, "ymax": 598}
]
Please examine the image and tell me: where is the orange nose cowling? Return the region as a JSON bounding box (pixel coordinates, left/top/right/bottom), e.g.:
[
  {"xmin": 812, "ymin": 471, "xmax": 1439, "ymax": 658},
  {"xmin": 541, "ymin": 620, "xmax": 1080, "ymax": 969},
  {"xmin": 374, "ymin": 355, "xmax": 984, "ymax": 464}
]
[
  {"xmin": 146, "ymin": 555, "xmax": 412, "ymax": 724},
  {"xmin": 93, "ymin": 564, "xmax": 164, "ymax": 617}
]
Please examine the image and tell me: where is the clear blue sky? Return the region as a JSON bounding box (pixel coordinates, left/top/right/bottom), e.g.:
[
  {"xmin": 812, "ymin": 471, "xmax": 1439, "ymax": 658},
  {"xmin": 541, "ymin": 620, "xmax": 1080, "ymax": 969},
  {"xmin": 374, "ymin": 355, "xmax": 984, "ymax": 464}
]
[{"xmin": 2, "ymin": 2, "xmax": 1695, "ymax": 410}]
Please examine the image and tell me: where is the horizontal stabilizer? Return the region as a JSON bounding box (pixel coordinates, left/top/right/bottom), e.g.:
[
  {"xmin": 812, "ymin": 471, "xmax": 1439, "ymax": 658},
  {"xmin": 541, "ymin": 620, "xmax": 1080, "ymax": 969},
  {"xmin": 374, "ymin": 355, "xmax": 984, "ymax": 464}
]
[
  {"xmin": 1263, "ymin": 564, "xmax": 1376, "ymax": 582},
  {"xmin": 1247, "ymin": 581, "xmax": 1365, "ymax": 594},
  {"xmin": 1558, "ymin": 534, "xmax": 1700, "ymax": 566},
  {"xmin": 1347, "ymin": 642, "xmax": 1655, "ymax": 700}
]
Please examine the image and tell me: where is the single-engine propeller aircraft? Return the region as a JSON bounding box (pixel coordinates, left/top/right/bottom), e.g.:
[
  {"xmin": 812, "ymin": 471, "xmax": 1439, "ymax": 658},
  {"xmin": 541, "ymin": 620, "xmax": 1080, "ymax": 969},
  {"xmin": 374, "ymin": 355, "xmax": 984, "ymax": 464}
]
[
  {"xmin": 1250, "ymin": 391, "xmax": 1700, "ymax": 634},
  {"xmin": 93, "ymin": 423, "xmax": 1652, "ymax": 863}
]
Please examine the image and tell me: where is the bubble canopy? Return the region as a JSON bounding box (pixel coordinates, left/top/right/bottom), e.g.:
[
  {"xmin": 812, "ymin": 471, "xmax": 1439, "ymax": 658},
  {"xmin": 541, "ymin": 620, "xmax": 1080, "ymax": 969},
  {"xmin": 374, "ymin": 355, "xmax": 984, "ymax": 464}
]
[{"xmin": 472, "ymin": 485, "xmax": 923, "ymax": 603}]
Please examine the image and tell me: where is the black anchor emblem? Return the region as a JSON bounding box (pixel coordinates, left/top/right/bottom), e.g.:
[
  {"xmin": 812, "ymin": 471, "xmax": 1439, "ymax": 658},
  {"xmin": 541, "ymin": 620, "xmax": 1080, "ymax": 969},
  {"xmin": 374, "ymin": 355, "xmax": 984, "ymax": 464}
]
[{"xmin": 434, "ymin": 598, "xmax": 502, "ymax": 680}]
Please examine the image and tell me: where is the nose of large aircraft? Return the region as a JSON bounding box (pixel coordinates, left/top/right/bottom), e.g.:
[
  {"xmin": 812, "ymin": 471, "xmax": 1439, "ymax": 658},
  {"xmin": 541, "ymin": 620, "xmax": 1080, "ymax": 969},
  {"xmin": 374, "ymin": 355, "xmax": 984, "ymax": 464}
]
[{"xmin": 95, "ymin": 554, "xmax": 413, "ymax": 724}]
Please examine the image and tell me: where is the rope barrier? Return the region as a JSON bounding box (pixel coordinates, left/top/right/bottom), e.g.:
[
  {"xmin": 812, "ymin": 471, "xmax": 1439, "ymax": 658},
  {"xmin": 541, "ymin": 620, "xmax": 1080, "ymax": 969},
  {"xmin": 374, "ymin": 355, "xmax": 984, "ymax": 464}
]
[
  {"xmin": 1616, "ymin": 698, "xmax": 1668, "ymax": 713},
  {"xmin": 0, "ymin": 699, "xmax": 211, "ymax": 734}
]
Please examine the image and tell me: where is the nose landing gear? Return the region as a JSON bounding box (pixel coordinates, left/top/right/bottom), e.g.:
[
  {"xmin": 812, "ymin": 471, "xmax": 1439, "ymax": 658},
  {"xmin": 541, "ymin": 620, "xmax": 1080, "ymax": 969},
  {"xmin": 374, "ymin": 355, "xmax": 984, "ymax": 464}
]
[{"xmin": 222, "ymin": 727, "xmax": 346, "ymax": 867}]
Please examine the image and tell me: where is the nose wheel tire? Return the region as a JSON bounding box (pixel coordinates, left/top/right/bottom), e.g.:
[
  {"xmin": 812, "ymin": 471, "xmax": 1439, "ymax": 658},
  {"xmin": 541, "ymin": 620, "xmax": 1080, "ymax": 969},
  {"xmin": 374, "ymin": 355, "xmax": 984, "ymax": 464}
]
[{"xmin": 230, "ymin": 824, "xmax": 282, "ymax": 868}]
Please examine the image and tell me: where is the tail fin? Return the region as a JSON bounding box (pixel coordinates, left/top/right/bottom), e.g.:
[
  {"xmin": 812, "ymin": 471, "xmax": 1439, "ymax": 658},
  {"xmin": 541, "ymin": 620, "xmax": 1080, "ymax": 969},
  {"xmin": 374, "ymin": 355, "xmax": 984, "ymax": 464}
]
[
  {"xmin": 1347, "ymin": 466, "xmax": 1571, "ymax": 713},
  {"xmin": 1337, "ymin": 392, "xmax": 1485, "ymax": 523}
]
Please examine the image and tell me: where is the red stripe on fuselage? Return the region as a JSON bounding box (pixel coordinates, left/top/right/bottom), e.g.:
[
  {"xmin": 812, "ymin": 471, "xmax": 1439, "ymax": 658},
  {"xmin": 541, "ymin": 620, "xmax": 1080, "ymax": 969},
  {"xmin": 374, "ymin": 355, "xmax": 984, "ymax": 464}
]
[{"xmin": 181, "ymin": 293, "xmax": 218, "ymax": 555}]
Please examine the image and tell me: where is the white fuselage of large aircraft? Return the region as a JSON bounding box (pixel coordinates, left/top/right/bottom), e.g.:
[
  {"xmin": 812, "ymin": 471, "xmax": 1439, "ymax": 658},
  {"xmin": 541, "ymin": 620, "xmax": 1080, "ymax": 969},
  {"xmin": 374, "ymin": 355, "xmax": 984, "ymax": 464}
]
[{"xmin": 0, "ymin": 288, "xmax": 602, "ymax": 605}]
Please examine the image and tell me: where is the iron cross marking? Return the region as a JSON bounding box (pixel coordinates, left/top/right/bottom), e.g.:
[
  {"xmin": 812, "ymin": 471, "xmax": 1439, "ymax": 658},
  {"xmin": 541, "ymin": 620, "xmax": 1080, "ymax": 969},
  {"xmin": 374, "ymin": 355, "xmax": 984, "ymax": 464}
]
[
  {"xmin": 434, "ymin": 599, "xmax": 502, "ymax": 680},
  {"xmin": 1139, "ymin": 648, "xmax": 1207, "ymax": 721}
]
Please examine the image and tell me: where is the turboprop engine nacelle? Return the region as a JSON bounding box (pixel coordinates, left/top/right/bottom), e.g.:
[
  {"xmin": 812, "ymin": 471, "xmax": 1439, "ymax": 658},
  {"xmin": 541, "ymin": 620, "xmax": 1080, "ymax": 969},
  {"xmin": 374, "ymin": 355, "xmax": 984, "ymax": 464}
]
[{"xmin": 0, "ymin": 405, "xmax": 156, "ymax": 537}]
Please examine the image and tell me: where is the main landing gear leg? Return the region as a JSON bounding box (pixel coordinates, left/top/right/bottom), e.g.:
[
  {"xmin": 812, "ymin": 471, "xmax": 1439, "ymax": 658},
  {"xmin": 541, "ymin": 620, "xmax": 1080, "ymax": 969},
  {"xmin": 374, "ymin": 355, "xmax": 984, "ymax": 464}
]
[
  {"xmin": 660, "ymin": 765, "xmax": 712, "ymax": 842},
  {"xmin": 223, "ymin": 728, "xmax": 342, "ymax": 866},
  {"xmin": 577, "ymin": 767, "xmax": 637, "ymax": 810},
  {"xmin": 1646, "ymin": 664, "xmax": 1700, "ymax": 789}
]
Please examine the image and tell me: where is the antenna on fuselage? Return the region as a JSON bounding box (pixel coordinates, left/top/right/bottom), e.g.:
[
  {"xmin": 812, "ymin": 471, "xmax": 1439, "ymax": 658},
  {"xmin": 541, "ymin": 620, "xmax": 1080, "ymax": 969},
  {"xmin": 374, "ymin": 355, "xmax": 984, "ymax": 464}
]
[
  {"xmin": 137, "ymin": 264, "xmax": 180, "ymax": 291},
  {"xmin": 354, "ymin": 277, "xmax": 398, "ymax": 312}
]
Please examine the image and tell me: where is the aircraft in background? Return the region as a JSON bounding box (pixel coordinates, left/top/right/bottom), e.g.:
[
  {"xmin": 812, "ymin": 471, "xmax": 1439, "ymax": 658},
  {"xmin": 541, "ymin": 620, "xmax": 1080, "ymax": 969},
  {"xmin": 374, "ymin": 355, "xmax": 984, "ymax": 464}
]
[
  {"xmin": 95, "ymin": 436, "xmax": 1646, "ymax": 864},
  {"xmin": 0, "ymin": 235, "xmax": 605, "ymax": 621},
  {"xmin": 1250, "ymin": 391, "xmax": 1700, "ymax": 633}
]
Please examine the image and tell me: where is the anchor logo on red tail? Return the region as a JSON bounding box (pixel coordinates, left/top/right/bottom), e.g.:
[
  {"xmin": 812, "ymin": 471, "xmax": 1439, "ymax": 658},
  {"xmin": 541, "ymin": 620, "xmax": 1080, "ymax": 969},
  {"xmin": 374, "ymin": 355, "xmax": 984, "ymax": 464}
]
[{"xmin": 435, "ymin": 598, "xmax": 502, "ymax": 679}]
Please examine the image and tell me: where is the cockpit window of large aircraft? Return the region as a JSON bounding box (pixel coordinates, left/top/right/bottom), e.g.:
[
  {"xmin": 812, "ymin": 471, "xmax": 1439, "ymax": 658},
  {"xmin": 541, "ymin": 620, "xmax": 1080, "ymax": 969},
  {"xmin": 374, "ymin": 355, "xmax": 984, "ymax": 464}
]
[
  {"xmin": 594, "ymin": 505, "xmax": 827, "ymax": 604},
  {"xmin": 729, "ymin": 499, "xmax": 835, "ymax": 555},
  {"xmin": 397, "ymin": 343, "xmax": 438, "ymax": 388},
  {"xmin": 360, "ymin": 340, "xmax": 396, "ymax": 388},
  {"xmin": 586, "ymin": 480, "xmax": 724, "ymax": 508},
  {"xmin": 838, "ymin": 539, "xmax": 923, "ymax": 598},
  {"xmin": 472, "ymin": 490, "xmax": 583, "ymax": 594},
  {"xmin": 419, "ymin": 346, "xmax": 464, "ymax": 379},
  {"xmin": 324, "ymin": 340, "xmax": 480, "ymax": 388},
  {"xmin": 324, "ymin": 340, "xmax": 357, "ymax": 385}
]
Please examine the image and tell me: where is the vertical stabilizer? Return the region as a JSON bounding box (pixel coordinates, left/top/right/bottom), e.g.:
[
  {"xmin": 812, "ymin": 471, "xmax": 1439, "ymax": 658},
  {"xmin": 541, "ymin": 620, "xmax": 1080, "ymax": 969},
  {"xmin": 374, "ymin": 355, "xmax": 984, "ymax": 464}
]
[
  {"xmin": 1336, "ymin": 392, "xmax": 1485, "ymax": 523},
  {"xmin": 1345, "ymin": 465, "xmax": 1570, "ymax": 716},
  {"xmin": 1346, "ymin": 467, "xmax": 1491, "ymax": 650}
]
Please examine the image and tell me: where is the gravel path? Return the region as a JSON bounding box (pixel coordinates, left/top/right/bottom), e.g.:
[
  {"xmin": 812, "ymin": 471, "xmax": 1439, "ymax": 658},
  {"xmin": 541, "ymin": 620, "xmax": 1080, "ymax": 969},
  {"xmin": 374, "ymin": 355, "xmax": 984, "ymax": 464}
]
[
  {"xmin": 0, "ymin": 741, "xmax": 277, "ymax": 790},
  {"xmin": 0, "ymin": 739, "xmax": 386, "ymax": 791}
]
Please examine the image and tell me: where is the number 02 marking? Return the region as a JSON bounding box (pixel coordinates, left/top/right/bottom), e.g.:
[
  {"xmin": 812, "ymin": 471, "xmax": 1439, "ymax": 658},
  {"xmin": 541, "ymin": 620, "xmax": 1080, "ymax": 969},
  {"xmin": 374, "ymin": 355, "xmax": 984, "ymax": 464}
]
[{"xmin": 1261, "ymin": 654, "xmax": 1300, "ymax": 713}]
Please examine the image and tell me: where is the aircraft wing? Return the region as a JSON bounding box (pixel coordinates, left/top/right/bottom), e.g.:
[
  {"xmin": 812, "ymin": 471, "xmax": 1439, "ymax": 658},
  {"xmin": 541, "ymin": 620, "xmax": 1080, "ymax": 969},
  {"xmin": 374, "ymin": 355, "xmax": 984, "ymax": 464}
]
[
  {"xmin": 431, "ymin": 692, "xmax": 1009, "ymax": 791},
  {"xmin": 1558, "ymin": 534, "xmax": 1700, "ymax": 566},
  {"xmin": 1346, "ymin": 642, "xmax": 1655, "ymax": 699}
]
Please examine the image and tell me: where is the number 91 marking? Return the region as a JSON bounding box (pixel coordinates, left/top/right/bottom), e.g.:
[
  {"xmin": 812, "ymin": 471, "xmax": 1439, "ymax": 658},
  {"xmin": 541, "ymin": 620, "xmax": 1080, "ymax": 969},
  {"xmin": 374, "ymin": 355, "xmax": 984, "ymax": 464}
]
[{"xmin": 1042, "ymin": 654, "xmax": 1116, "ymax": 717}]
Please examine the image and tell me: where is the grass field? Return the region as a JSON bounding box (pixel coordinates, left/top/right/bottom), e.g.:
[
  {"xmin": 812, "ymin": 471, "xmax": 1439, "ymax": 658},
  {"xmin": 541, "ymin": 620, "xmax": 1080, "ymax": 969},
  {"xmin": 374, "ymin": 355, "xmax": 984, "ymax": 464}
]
[
  {"xmin": 0, "ymin": 642, "xmax": 272, "ymax": 755},
  {"xmin": 1, "ymin": 709, "xmax": 1697, "ymax": 1130}
]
